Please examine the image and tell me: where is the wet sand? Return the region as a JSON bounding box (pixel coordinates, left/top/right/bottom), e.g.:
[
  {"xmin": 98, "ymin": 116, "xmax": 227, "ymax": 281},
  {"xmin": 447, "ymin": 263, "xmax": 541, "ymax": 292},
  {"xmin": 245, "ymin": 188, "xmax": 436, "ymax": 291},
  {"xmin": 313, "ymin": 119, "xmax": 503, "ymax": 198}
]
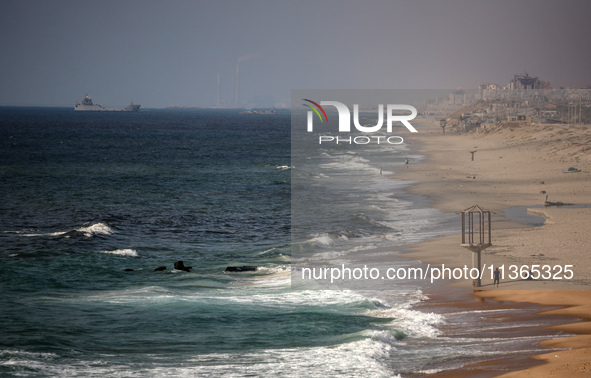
[
  {"xmin": 412, "ymin": 288, "xmax": 579, "ymax": 377},
  {"xmin": 400, "ymin": 118, "xmax": 591, "ymax": 376}
]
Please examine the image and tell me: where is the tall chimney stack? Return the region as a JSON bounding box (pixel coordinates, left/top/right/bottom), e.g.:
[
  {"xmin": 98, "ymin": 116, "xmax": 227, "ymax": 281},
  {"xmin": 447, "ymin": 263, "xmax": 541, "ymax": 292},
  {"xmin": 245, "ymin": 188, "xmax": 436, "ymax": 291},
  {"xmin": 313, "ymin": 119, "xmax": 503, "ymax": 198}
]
[{"xmin": 217, "ymin": 73, "xmax": 221, "ymax": 107}]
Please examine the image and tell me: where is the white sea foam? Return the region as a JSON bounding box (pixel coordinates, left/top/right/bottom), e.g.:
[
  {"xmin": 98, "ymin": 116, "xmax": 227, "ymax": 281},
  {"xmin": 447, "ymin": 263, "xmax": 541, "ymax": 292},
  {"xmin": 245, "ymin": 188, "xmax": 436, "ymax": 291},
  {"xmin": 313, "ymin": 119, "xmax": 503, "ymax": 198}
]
[
  {"xmin": 319, "ymin": 154, "xmax": 375, "ymax": 173},
  {"xmin": 257, "ymin": 248, "xmax": 277, "ymax": 255},
  {"xmin": 75, "ymin": 286, "xmax": 175, "ymax": 304},
  {"xmin": 227, "ymin": 266, "xmax": 293, "ymax": 288},
  {"xmin": 76, "ymin": 222, "xmax": 114, "ymax": 237},
  {"xmin": 13, "ymin": 223, "xmax": 116, "ymax": 238},
  {"xmin": 100, "ymin": 249, "xmax": 138, "ymax": 257},
  {"xmin": 79, "ymin": 287, "xmax": 372, "ymax": 308},
  {"xmin": 256, "ymin": 248, "xmax": 290, "ymax": 261},
  {"xmin": 0, "ymin": 349, "xmax": 59, "ymax": 361},
  {"xmin": 11, "ymin": 230, "xmax": 68, "ymax": 237},
  {"xmin": 250, "ymin": 265, "xmax": 290, "ymax": 275},
  {"xmin": 418, "ymin": 368, "xmax": 444, "ymax": 374},
  {"xmin": 305, "ymin": 232, "xmax": 351, "ymax": 247},
  {"xmin": 390, "ymin": 308, "xmax": 443, "ymax": 338},
  {"xmin": 0, "ymin": 350, "xmax": 61, "ymax": 375},
  {"xmin": 361, "ymin": 290, "xmax": 443, "ymax": 339},
  {"xmin": 184, "ymin": 340, "xmax": 393, "ymax": 378},
  {"xmin": 446, "ymin": 308, "xmax": 517, "ymax": 316},
  {"xmin": 0, "ymin": 343, "xmax": 395, "ymax": 377}
]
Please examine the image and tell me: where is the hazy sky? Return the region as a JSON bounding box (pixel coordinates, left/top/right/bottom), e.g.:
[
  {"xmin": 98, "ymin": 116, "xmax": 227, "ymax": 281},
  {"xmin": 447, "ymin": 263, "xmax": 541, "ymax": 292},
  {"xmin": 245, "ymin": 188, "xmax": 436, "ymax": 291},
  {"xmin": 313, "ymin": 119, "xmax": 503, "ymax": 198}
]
[{"xmin": 1, "ymin": 0, "xmax": 590, "ymax": 108}]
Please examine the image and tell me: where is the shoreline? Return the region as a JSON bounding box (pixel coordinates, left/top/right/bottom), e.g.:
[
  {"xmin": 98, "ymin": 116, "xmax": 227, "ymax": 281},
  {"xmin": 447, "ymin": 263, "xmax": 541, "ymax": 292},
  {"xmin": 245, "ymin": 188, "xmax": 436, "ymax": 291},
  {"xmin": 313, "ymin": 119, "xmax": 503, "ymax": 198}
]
[
  {"xmin": 400, "ymin": 118, "xmax": 591, "ymax": 376},
  {"xmin": 411, "ymin": 287, "xmax": 579, "ymax": 377}
]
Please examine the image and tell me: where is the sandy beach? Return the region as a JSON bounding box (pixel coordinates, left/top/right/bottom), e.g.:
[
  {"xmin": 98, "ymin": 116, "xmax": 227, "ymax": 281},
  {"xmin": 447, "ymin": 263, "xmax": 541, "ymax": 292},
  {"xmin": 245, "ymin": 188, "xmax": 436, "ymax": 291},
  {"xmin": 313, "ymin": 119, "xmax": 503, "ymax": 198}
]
[{"xmin": 400, "ymin": 118, "xmax": 591, "ymax": 376}]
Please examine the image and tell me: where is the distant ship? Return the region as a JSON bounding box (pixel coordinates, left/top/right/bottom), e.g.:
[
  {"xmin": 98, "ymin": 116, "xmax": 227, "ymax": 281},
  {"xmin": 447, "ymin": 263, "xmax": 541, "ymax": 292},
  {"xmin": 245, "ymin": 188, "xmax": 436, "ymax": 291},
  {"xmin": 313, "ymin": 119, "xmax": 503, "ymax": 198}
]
[
  {"xmin": 241, "ymin": 108, "xmax": 276, "ymax": 114},
  {"xmin": 75, "ymin": 94, "xmax": 140, "ymax": 112}
]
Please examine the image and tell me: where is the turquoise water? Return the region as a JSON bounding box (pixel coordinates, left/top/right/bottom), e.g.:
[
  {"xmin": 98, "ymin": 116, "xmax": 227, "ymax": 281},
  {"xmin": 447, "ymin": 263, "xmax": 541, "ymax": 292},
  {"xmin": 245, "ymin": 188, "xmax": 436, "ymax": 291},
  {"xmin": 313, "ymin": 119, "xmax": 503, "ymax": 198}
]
[{"xmin": 0, "ymin": 108, "xmax": 557, "ymax": 377}]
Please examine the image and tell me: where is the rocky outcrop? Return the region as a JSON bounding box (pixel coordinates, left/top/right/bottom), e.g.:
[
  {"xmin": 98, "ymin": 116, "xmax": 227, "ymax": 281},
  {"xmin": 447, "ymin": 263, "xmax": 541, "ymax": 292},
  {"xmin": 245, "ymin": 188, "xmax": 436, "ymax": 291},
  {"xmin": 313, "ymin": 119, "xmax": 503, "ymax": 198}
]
[{"xmin": 174, "ymin": 261, "xmax": 192, "ymax": 272}]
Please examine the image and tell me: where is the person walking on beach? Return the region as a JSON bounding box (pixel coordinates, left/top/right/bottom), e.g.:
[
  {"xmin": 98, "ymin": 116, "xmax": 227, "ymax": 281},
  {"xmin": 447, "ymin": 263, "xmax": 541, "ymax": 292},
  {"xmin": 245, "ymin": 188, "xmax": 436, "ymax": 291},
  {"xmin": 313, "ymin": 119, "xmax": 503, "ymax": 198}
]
[
  {"xmin": 405, "ymin": 158, "xmax": 409, "ymax": 168},
  {"xmin": 493, "ymin": 267, "xmax": 500, "ymax": 287}
]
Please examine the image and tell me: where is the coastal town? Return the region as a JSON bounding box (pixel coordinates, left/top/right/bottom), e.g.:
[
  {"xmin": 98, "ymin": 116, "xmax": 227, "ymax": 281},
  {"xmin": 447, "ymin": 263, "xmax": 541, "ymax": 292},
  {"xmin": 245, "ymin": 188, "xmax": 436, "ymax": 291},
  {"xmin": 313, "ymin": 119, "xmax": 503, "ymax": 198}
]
[
  {"xmin": 423, "ymin": 73, "xmax": 589, "ymax": 134},
  {"xmin": 398, "ymin": 74, "xmax": 591, "ymax": 376}
]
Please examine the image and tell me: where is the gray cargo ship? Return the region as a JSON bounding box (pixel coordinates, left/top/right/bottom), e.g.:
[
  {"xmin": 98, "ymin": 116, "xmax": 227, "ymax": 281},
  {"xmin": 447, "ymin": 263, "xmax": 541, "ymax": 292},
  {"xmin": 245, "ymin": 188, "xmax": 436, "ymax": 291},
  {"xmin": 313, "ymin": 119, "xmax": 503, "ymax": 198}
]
[{"xmin": 75, "ymin": 94, "xmax": 140, "ymax": 111}]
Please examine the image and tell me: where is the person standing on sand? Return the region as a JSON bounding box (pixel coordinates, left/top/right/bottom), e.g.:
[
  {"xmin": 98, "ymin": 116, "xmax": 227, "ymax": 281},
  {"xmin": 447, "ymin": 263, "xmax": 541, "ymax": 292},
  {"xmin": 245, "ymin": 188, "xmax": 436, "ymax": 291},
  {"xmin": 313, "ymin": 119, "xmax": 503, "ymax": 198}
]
[
  {"xmin": 405, "ymin": 158, "xmax": 409, "ymax": 168},
  {"xmin": 493, "ymin": 267, "xmax": 500, "ymax": 287}
]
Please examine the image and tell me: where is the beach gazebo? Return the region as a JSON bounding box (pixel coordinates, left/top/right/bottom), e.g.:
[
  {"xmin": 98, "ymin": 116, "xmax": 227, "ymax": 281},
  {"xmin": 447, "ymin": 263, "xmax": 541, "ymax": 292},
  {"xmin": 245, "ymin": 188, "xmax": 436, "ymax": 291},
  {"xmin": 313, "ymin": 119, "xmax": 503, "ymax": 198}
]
[{"xmin": 459, "ymin": 205, "xmax": 494, "ymax": 287}]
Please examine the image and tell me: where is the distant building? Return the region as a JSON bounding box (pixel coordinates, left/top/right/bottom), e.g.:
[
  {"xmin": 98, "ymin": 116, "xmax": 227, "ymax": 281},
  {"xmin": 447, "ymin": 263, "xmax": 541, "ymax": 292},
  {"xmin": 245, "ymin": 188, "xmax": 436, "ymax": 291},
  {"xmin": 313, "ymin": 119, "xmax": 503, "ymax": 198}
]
[
  {"xmin": 508, "ymin": 72, "xmax": 549, "ymax": 90},
  {"xmin": 478, "ymin": 83, "xmax": 501, "ymax": 100},
  {"xmin": 507, "ymin": 114, "xmax": 531, "ymax": 126},
  {"xmin": 449, "ymin": 89, "xmax": 467, "ymax": 105}
]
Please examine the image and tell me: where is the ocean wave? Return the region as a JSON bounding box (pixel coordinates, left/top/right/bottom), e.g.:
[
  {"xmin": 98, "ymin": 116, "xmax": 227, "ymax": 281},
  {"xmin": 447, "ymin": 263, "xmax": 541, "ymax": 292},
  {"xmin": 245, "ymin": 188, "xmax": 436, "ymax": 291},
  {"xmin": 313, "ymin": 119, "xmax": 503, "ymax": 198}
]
[
  {"xmin": 5, "ymin": 229, "xmax": 68, "ymax": 237},
  {"xmin": 100, "ymin": 249, "xmax": 138, "ymax": 257},
  {"xmin": 224, "ymin": 265, "xmax": 292, "ymax": 287},
  {"xmin": 304, "ymin": 231, "xmax": 359, "ymax": 247},
  {"xmin": 319, "ymin": 154, "xmax": 374, "ymax": 173},
  {"xmin": 75, "ymin": 222, "xmax": 114, "ymax": 237},
  {"xmin": 349, "ymin": 213, "xmax": 395, "ymax": 234},
  {"xmin": 417, "ymin": 368, "xmax": 444, "ymax": 374},
  {"xmin": 184, "ymin": 344, "xmax": 396, "ymax": 377},
  {"xmin": 251, "ymin": 265, "xmax": 290, "ymax": 275},
  {"xmin": 256, "ymin": 248, "xmax": 290, "ymax": 261},
  {"xmin": 380, "ymin": 308, "xmax": 443, "ymax": 339},
  {"xmin": 15, "ymin": 222, "xmax": 116, "ymax": 238},
  {"xmin": 0, "ymin": 343, "xmax": 395, "ymax": 378},
  {"xmin": 0, "ymin": 349, "xmax": 59, "ymax": 360},
  {"xmin": 65, "ymin": 287, "xmax": 373, "ymax": 310},
  {"xmin": 0, "ymin": 349, "xmax": 61, "ymax": 376},
  {"xmin": 363, "ymin": 290, "xmax": 443, "ymax": 339},
  {"xmin": 445, "ymin": 308, "xmax": 517, "ymax": 316},
  {"xmin": 235, "ymin": 268, "xmax": 292, "ymax": 288},
  {"xmin": 74, "ymin": 286, "xmax": 175, "ymax": 304},
  {"xmin": 5, "ymin": 223, "xmax": 114, "ymax": 238}
]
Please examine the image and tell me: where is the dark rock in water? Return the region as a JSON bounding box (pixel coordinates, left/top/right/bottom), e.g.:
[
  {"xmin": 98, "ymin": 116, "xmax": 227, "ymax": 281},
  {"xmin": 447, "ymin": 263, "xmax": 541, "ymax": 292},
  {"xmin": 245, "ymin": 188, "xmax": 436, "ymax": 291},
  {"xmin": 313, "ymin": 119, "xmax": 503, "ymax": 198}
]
[
  {"xmin": 225, "ymin": 266, "xmax": 257, "ymax": 272},
  {"xmin": 174, "ymin": 261, "xmax": 192, "ymax": 272},
  {"xmin": 154, "ymin": 266, "xmax": 167, "ymax": 272},
  {"xmin": 124, "ymin": 268, "xmax": 134, "ymax": 272}
]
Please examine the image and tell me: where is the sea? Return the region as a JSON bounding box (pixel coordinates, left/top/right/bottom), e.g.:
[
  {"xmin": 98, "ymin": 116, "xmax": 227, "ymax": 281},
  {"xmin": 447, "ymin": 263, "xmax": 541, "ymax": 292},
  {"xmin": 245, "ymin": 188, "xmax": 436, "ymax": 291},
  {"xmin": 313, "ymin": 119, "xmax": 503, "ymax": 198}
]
[{"xmin": 0, "ymin": 107, "xmax": 561, "ymax": 377}]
